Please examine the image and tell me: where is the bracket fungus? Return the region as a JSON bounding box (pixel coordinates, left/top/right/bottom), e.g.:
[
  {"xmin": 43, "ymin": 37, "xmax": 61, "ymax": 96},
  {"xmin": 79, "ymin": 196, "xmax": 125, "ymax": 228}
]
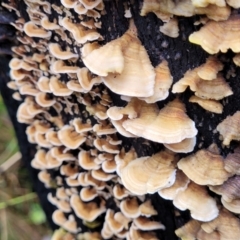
[
  {"xmin": 83, "ymin": 23, "xmax": 156, "ymax": 97},
  {"xmin": 117, "ymin": 150, "xmax": 177, "ymax": 195},
  {"xmin": 189, "ymin": 15, "xmax": 240, "ymax": 54},
  {"xmin": 177, "ymin": 144, "xmax": 231, "ymax": 186},
  {"xmin": 123, "ymin": 98, "xmax": 198, "ymax": 144},
  {"xmin": 217, "ymin": 111, "xmax": 240, "ymax": 146}
]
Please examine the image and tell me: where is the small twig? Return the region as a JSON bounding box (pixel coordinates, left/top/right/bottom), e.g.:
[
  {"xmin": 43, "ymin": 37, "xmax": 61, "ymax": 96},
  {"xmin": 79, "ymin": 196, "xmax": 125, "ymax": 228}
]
[
  {"xmin": 0, "ymin": 151, "xmax": 21, "ymax": 172},
  {"xmin": 0, "ymin": 192, "xmax": 37, "ymax": 210},
  {"xmin": 0, "ymin": 209, "xmax": 8, "ymax": 240}
]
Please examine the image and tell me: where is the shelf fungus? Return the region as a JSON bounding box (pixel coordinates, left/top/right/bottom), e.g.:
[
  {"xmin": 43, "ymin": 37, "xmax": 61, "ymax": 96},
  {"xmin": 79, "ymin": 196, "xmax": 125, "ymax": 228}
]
[
  {"xmin": 140, "ymin": 0, "xmax": 231, "ymax": 22},
  {"xmin": 189, "ymin": 96, "xmax": 223, "ymax": 114},
  {"xmin": 224, "ymin": 147, "xmax": 240, "ymax": 175},
  {"xmin": 217, "ymin": 111, "xmax": 240, "ymax": 146},
  {"xmin": 82, "ymin": 22, "xmax": 156, "ymax": 97},
  {"xmin": 123, "ymin": 98, "xmax": 198, "ymax": 144},
  {"xmin": 172, "ymin": 68, "xmax": 233, "ymax": 100},
  {"xmin": 117, "ymin": 150, "xmax": 177, "ymax": 195},
  {"xmin": 173, "ymin": 182, "xmax": 219, "ymax": 221},
  {"xmin": 189, "ymin": 15, "xmax": 240, "ymax": 54},
  {"xmin": 177, "ymin": 144, "xmax": 231, "ymax": 186}
]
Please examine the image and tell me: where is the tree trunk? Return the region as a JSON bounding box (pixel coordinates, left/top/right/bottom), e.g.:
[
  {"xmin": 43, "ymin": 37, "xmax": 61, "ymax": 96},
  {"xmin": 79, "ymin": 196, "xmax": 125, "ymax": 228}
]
[{"xmin": 1, "ymin": 0, "xmax": 239, "ymax": 239}]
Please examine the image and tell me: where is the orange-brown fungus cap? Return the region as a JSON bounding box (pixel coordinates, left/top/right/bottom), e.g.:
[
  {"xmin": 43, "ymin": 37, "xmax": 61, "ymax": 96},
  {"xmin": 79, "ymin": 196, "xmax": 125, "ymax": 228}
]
[
  {"xmin": 119, "ymin": 150, "xmax": 177, "ymax": 195},
  {"xmin": 178, "ymin": 143, "xmax": 231, "ymax": 185},
  {"xmin": 123, "ymin": 98, "xmax": 197, "ymax": 144},
  {"xmin": 70, "ymin": 194, "xmax": 106, "ymax": 221},
  {"xmin": 83, "ymin": 22, "xmax": 155, "ymax": 98},
  {"xmin": 189, "ymin": 15, "xmax": 240, "ymax": 54},
  {"xmin": 58, "ymin": 125, "xmax": 86, "ymax": 149},
  {"xmin": 173, "ymin": 182, "xmax": 219, "ymax": 221},
  {"xmin": 217, "ymin": 111, "xmax": 240, "ymax": 146},
  {"xmin": 140, "ymin": 60, "xmax": 173, "ymax": 103},
  {"xmin": 175, "ymin": 219, "xmax": 201, "ymax": 240},
  {"xmin": 24, "ymin": 21, "xmax": 51, "ymax": 38},
  {"xmin": 158, "ymin": 170, "xmax": 190, "ymax": 200},
  {"xmin": 189, "ymin": 96, "xmax": 223, "ymax": 114},
  {"xmin": 201, "ymin": 209, "xmax": 240, "ymax": 240},
  {"xmin": 49, "ymin": 43, "xmax": 78, "ymax": 60},
  {"xmin": 172, "ymin": 70, "xmax": 232, "ymax": 100},
  {"xmin": 197, "ymin": 56, "xmax": 223, "ymax": 81}
]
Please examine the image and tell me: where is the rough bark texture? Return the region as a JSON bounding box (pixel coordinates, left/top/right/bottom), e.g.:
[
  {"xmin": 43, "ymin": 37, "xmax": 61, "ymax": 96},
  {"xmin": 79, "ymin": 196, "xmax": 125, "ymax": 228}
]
[{"xmin": 1, "ymin": 0, "xmax": 240, "ymax": 239}]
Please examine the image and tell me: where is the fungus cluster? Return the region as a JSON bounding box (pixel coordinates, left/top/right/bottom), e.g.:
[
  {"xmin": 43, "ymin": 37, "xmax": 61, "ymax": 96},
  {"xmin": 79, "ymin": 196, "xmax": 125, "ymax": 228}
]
[{"xmin": 3, "ymin": 0, "xmax": 240, "ymax": 239}]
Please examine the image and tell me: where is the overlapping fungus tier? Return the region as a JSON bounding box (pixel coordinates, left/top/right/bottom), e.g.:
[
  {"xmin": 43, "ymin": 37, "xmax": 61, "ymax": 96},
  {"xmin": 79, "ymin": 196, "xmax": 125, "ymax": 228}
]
[{"xmin": 3, "ymin": 0, "xmax": 240, "ymax": 239}]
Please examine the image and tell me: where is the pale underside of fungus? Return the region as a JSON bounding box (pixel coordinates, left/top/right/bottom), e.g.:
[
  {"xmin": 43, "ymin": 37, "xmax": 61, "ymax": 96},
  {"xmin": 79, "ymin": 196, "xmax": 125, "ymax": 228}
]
[{"xmin": 3, "ymin": 0, "xmax": 240, "ymax": 239}]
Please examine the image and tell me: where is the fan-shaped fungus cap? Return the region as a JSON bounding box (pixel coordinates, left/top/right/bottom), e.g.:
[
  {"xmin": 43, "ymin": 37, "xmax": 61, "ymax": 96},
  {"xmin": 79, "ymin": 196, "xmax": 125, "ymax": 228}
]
[
  {"xmin": 172, "ymin": 70, "xmax": 232, "ymax": 100},
  {"xmin": 174, "ymin": 182, "xmax": 219, "ymax": 221},
  {"xmin": 80, "ymin": 187, "xmax": 97, "ymax": 201},
  {"xmin": 113, "ymin": 184, "xmax": 130, "ymax": 200},
  {"xmin": 24, "ymin": 21, "xmax": 51, "ymax": 38},
  {"xmin": 49, "ymin": 43, "xmax": 78, "ymax": 60},
  {"xmin": 118, "ymin": 150, "xmax": 177, "ymax": 195},
  {"xmin": 52, "ymin": 209, "xmax": 67, "ymax": 227},
  {"xmin": 123, "ymin": 98, "xmax": 197, "ymax": 144},
  {"xmin": 60, "ymin": 17, "xmax": 101, "ymax": 44},
  {"xmin": 45, "ymin": 129, "xmax": 62, "ymax": 146},
  {"xmin": 201, "ymin": 209, "xmax": 240, "ymax": 240},
  {"xmin": 175, "ymin": 219, "xmax": 202, "ymax": 240},
  {"xmin": 224, "ymin": 148, "xmax": 240, "ymax": 175},
  {"xmin": 189, "ymin": 15, "xmax": 240, "ymax": 54},
  {"xmin": 140, "ymin": 60, "xmax": 173, "ymax": 103},
  {"xmin": 91, "ymin": 169, "xmax": 116, "ymax": 181},
  {"xmin": 77, "ymin": 68, "xmax": 102, "ymax": 91},
  {"xmin": 102, "ymin": 159, "xmax": 117, "ymax": 173},
  {"xmin": 107, "ymin": 98, "xmax": 146, "ymax": 121},
  {"xmin": 120, "ymin": 198, "xmax": 157, "ymax": 218},
  {"xmin": 49, "ymin": 77, "xmax": 73, "ymax": 96},
  {"xmin": 217, "ymin": 111, "xmax": 240, "ymax": 146},
  {"xmin": 210, "ymin": 175, "xmax": 240, "ymax": 202},
  {"xmin": 35, "ymin": 92, "xmax": 56, "ymax": 107},
  {"xmin": 72, "ymin": 118, "xmax": 92, "ymax": 133},
  {"xmin": 164, "ymin": 137, "xmax": 196, "ymax": 153},
  {"xmin": 78, "ymin": 151, "xmax": 100, "ymax": 170},
  {"xmin": 158, "ymin": 170, "xmax": 190, "ymax": 200},
  {"xmin": 192, "ymin": 0, "xmax": 226, "ymax": 7},
  {"xmin": 51, "ymin": 228, "xmax": 74, "ymax": 240},
  {"xmin": 51, "ymin": 147, "xmax": 76, "ymax": 161},
  {"xmin": 70, "ymin": 194, "xmax": 106, "ymax": 221},
  {"xmin": 127, "ymin": 225, "xmax": 158, "ymax": 240},
  {"xmin": 58, "ymin": 125, "xmax": 86, "ymax": 149},
  {"xmin": 60, "ymin": 164, "xmax": 79, "ymax": 178},
  {"xmin": 104, "ymin": 209, "xmax": 130, "ymax": 234},
  {"xmin": 37, "ymin": 76, "xmax": 51, "ymax": 93},
  {"xmin": 40, "ymin": 16, "xmax": 60, "ymax": 30},
  {"xmin": 50, "ymin": 60, "xmax": 79, "ymax": 74},
  {"xmin": 79, "ymin": 0, "xmax": 102, "ymax": 9},
  {"xmin": 178, "ymin": 144, "xmax": 231, "ymax": 185},
  {"xmin": 38, "ymin": 170, "xmax": 51, "ymax": 187},
  {"xmin": 83, "ymin": 23, "xmax": 155, "ymax": 97},
  {"xmin": 189, "ymin": 96, "xmax": 223, "ymax": 114},
  {"xmin": 233, "ymin": 53, "xmax": 240, "ymax": 67},
  {"xmin": 197, "ymin": 56, "xmax": 223, "ymax": 81},
  {"xmin": 221, "ymin": 198, "xmax": 240, "ymax": 214},
  {"xmin": 133, "ymin": 216, "xmax": 165, "ymax": 231},
  {"xmin": 226, "ymin": 0, "xmax": 240, "ymax": 8},
  {"xmin": 140, "ymin": 0, "xmax": 230, "ymax": 21},
  {"xmin": 159, "ymin": 18, "xmax": 179, "ymax": 38}
]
